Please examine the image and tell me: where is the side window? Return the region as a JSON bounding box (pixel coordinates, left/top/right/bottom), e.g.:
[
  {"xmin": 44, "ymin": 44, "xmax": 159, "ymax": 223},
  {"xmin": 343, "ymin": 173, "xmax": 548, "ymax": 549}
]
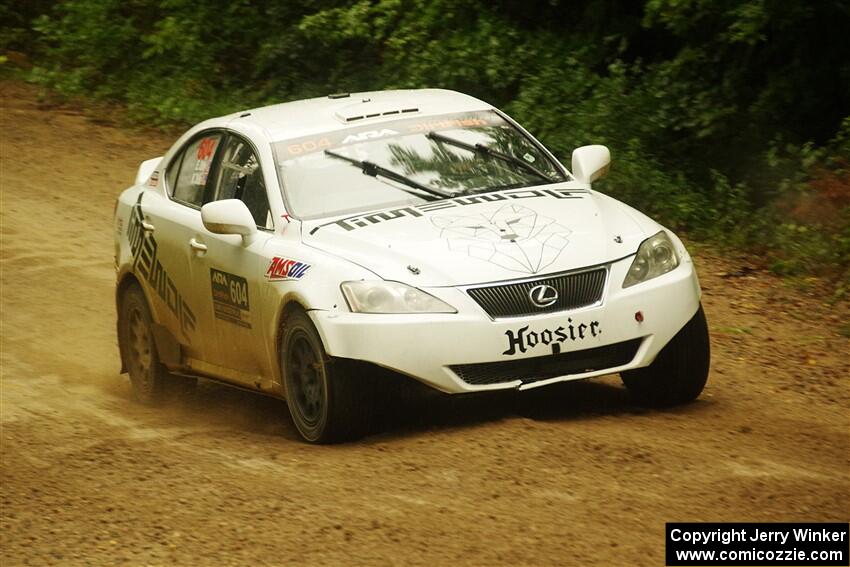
[
  {"xmin": 169, "ymin": 134, "xmax": 222, "ymax": 207},
  {"xmin": 212, "ymin": 136, "xmax": 272, "ymax": 229}
]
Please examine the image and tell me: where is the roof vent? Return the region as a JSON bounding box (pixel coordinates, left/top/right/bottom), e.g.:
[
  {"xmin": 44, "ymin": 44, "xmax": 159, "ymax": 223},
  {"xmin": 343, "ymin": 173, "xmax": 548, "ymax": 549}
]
[
  {"xmin": 335, "ymin": 101, "xmax": 420, "ymax": 123},
  {"xmin": 327, "ymin": 93, "xmax": 351, "ymax": 99}
]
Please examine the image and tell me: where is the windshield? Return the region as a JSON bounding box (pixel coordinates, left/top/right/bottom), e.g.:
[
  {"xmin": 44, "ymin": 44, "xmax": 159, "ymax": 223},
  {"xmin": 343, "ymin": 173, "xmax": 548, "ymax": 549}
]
[{"xmin": 272, "ymin": 111, "xmax": 567, "ymax": 219}]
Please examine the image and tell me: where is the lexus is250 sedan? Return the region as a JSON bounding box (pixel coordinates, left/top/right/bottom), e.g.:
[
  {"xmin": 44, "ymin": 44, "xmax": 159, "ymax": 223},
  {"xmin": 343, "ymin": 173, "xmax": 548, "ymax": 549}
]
[{"xmin": 114, "ymin": 89, "xmax": 710, "ymax": 443}]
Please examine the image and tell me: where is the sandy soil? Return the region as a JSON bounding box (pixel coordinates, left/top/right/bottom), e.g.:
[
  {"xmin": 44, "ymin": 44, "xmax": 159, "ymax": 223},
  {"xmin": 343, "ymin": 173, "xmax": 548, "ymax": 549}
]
[{"xmin": 1, "ymin": 80, "xmax": 848, "ymax": 567}]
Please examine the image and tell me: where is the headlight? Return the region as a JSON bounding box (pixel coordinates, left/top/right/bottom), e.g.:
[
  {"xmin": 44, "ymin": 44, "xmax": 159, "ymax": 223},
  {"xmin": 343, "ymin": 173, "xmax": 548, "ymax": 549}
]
[
  {"xmin": 623, "ymin": 231, "xmax": 680, "ymax": 288},
  {"xmin": 341, "ymin": 281, "xmax": 457, "ymax": 314}
]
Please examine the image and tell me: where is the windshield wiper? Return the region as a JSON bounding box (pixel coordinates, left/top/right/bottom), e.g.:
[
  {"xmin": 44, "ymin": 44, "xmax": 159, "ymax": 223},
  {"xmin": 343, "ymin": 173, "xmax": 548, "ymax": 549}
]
[
  {"xmin": 426, "ymin": 131, "xmax": 558, "ymax": 184},
  {"xmin": 324, "ymin": 149, "xmax": 450, "ymax": 200}
]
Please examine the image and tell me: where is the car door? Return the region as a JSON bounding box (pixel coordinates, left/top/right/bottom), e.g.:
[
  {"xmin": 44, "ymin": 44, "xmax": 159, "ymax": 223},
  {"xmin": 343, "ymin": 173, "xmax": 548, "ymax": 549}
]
[
  {"xmin": 186, "ymin": 133, "xmax": 276, "ymax": 384},
  {"xmin": 135, "ymin": 131, "xmax": 225, "ymax": 361}
]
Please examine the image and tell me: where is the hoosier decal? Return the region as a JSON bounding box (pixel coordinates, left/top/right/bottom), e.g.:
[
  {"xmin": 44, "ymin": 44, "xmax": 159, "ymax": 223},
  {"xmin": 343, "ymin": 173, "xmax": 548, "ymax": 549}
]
[
  {"xmin": 265, "ymin": 257, "xmax": 311, "ymax": 281},
  {"xmin": 503, "ymin": 318, "xmax": 601, "ymax": 356},
  {"xmin": 127, "ymin": 194, "xmax": 196, "ymax": 337},
  {"xmin": 210, "ymin": 269, "xmax": 251, "ymax": 328}
]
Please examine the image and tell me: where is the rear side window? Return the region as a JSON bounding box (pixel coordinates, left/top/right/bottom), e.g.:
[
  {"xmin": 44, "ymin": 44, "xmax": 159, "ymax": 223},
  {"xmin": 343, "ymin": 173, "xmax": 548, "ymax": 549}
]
[{"xmin": 169, "ymin": 134, "xmax": 222, "ymax": 207}]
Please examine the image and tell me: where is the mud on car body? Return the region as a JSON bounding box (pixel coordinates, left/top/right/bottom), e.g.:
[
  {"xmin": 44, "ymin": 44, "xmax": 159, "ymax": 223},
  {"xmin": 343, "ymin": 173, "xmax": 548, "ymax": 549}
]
[{"xmin": 114, "ymin": 89, "xmax": 710, "ymax": 443}]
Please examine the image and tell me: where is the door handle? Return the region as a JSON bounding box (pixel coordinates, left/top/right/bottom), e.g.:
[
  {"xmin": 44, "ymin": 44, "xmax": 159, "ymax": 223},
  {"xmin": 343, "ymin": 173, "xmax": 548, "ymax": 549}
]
[
  {"xmin": 141, "ymin": 220, "xmax": 156, "ymax": 232},
  {"xmin": 189, "ymin": 238, "xmax": 208, "ymax": 253}
]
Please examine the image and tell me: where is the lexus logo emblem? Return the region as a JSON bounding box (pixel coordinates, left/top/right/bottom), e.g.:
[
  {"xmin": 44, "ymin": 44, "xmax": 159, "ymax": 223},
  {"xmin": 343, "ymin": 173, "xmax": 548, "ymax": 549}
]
[{"xmin": 529, "ymin": 284, "xmax": 558, "ymax": 308}]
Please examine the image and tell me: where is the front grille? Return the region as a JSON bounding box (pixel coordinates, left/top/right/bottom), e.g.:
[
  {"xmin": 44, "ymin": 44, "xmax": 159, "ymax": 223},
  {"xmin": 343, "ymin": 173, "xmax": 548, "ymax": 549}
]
[
  {"xmin": 466, "ymin": 267, "xmax": 607, "ymax": 318},
  {"xmin": 450, "ymin": 338, "xmax": 642, "ymax": 386}
]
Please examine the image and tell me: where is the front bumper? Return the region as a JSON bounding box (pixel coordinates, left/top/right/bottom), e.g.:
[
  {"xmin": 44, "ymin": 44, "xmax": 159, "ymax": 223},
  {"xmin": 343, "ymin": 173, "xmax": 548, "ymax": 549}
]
[{"xmin": 313, "ymin": 252, "xmax": 701, "ymax": 394}]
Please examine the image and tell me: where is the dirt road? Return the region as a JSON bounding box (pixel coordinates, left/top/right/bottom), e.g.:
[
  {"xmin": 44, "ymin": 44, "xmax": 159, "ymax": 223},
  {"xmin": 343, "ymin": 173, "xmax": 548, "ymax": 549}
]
[{"xmin": 1, "ymin": 80, "xmax": 848, "ymax": 566}]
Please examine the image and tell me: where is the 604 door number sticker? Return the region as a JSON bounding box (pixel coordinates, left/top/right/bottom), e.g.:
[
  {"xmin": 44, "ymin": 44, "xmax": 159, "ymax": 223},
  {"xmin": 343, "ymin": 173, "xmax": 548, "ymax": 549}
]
[{"xmin": 210, "ymin": 268, "xmax": 251, "ymax": 329}]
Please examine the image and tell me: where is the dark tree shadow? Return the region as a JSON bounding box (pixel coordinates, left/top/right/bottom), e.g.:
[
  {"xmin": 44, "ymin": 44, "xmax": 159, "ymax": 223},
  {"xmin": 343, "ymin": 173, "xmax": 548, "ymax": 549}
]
[
  {"xmin": 119, "ymin": 364, "xmax": 708, "ymax": 445},
  {"xmin": 361, "ymin": 366, "xmax": 646, "ymax": 442}
]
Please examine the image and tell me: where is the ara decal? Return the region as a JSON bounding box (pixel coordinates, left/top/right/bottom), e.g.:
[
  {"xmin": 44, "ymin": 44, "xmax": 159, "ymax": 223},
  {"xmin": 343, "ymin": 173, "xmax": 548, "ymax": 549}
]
[
  {"xmin": 341, "ymin": 129, "xmax": 399, "ymax": 145},
  {"xmin": 265, "ymin": 257, "xmax": 311, "ymax": 281},
  {"xmin": 210, "ymin": 269, "xmax": 251, "ymax": 329}
]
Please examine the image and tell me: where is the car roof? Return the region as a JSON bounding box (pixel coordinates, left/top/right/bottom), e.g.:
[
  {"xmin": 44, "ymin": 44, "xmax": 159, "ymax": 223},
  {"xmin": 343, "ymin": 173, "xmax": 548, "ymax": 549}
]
[{"xmin": 221, "ymin": 88, "xmax": 494, "ymax": 143}]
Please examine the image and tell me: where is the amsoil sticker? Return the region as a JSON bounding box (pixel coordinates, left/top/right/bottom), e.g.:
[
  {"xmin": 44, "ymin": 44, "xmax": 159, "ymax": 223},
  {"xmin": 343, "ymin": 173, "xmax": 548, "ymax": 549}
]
[
  {"xmin": 265, "ymin": 257, "xmax": 311, "ymax": 281},
  {"xmin": 503, "ymin": 318, "xmax": 601, "ymax": 356},
  {"xmin": 210, "ymin": 268, "xmax": 251, "ymax": 329}
]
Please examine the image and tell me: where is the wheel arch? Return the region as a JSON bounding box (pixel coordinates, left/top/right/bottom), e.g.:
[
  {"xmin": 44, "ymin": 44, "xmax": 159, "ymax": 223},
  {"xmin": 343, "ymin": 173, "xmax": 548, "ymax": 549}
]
[
  {"xmin": 115, "ymin": 272, "xmax": 157, "ymax": 373},
  {"xmin": 116, "ymin": 271, "xmax": 142, "ymax": 310},
  {"xmin": 271, "ymin": 294, "xmax": 333, "ymax": 387},
  {"xmin": 116, "ymin": 273, "xmax": 139, "ymax": 373}
]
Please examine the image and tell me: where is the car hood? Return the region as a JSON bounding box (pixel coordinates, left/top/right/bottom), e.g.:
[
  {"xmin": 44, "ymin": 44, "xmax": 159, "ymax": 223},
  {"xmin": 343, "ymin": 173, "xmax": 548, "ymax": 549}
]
[{"xmin": 301, "ymin": 185, "xmax": 649, "ymax": 287}]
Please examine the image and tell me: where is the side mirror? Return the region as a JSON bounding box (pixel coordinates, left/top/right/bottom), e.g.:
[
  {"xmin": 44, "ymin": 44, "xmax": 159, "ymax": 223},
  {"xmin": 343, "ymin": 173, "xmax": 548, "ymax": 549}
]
[
  {"xmin": 201, "ymin": 199, "xmax": 257, "ymax": 245},
  {"xmin": 571, "ymin": 145, "xmax": 611, "ymax": 184}
]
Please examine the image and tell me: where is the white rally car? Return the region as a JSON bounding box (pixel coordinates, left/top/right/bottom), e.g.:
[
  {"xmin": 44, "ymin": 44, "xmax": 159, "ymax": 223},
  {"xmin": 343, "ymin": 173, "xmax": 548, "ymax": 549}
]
[{"xmin": 114, "ymin": 89, "xmax": 710, "ymax": 443}]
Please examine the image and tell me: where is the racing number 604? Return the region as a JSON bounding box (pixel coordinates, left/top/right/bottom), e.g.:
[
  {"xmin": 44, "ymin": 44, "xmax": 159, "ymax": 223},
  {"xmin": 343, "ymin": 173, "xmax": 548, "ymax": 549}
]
[
  {"xmin": 230, "ymin": 280, "xmax": 248, "ymax": 308},
  {"xmin": 286, "ymin": 137, "xmax": 331, "ymax": 156}
]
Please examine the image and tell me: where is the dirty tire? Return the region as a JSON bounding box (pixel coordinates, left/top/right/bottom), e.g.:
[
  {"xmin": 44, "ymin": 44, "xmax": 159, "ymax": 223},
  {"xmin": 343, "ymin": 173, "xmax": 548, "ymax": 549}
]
[
  {"xmin": 117, "ymin": 284, "xmax": 172, "ymax": 405},
  {"xmin": 621, "ymin": 304, "xmax": 710, "ymax": 407},
  {"xmin": 280, "ymin": 309, "xmax": 371, "ymax": 443}
]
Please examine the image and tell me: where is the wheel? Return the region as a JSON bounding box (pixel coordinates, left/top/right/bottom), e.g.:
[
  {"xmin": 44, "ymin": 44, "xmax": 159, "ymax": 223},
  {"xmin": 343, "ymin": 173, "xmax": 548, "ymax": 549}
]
[
  {"xmin": 280, "ymin": 309, "xmax": 370, "ymax": 443},
  {"xmin": 118, "ymin": 284, "xmax": 167, "ymax": 404},
  {"xmin": 118, "ymin": 284, "xmax": 193, "ymax": 404},
  {"xmin": 620, "ymin": 304, "xmax": 710, "ymax": 406}
]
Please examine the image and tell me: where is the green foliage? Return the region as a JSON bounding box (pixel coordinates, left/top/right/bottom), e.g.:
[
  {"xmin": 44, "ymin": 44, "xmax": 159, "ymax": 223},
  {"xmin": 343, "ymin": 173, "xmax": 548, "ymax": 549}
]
[
  {"xmin": 0, "ymin": 0, "xmax": 52, "ymax": 51},
  {"xmin": 6, "ymin": 0, "xmax": 850, "ymax": 282}
]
